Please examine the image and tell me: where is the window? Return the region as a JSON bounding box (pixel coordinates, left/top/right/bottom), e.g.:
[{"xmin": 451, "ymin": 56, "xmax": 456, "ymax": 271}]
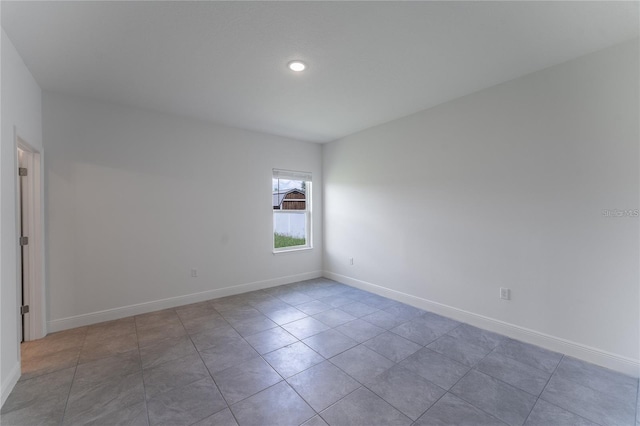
[{"xmin": 273, "ymin": 169, "xmax": 312, "ymax": 251}]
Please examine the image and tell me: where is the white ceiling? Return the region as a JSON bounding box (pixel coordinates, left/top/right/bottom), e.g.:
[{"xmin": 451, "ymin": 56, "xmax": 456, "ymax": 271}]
[{"xmin": 2, "ymin": 1, "xmax": 638, "ymax": 143}]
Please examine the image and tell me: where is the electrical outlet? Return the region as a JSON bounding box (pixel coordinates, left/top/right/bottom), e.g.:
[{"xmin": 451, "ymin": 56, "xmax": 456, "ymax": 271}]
[
  {"xmin": 349, "ymin": 258, "xmax": 354, "ymax": 266},
  {"xmin": 499, "ymin": 287, "xmax": 510, "ymax": 300},
  {"xmin": 191, "ymin": 269, "xmax": 198, "ymax": 278}
]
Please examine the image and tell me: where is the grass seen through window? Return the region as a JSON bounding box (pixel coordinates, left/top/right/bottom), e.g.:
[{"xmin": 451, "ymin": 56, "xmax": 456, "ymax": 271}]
[{"xmin": 274, "ymin": 233, "xmax": 306, "ymax": 249}]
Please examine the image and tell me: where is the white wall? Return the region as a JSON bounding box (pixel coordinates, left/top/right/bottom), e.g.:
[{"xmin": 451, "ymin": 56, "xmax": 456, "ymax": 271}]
[
  {"xmin": 323, "ymin": 39, "xmax": 639, "ymax": 375},
  {"xmin": 43, "ymin": 93, "xmax": 322, "ymax": 330},
  {"xmin": 1, "ymin": 29, "xmax": 43, "ymax": 406}
]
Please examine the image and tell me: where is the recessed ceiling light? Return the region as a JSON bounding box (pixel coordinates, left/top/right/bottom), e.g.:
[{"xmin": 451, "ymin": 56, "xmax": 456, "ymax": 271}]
[{"xmin": 288, "ymin": 60, "xmax": 306, "ymax": 72}]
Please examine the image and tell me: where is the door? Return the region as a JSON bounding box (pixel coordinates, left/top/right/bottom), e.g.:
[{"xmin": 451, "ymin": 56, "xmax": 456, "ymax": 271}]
[{"xmin": 18, "ymin": 148, "xmax": 31, "ymax": 342}]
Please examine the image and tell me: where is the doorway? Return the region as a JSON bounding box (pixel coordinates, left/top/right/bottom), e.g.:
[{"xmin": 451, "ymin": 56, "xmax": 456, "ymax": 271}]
[
  {"xmin": 17, "ymin": 148, "xmax": 30, "ymax": 341},
  {"xmin": 16, "ymin": 137, "xmax": 45, "ymax": 342}
]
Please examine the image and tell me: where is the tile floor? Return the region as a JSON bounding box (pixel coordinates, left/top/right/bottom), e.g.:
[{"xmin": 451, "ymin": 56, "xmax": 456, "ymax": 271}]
[{"xmin": 1, "ymin": 278, "xmax": 638, "ymax": 426}]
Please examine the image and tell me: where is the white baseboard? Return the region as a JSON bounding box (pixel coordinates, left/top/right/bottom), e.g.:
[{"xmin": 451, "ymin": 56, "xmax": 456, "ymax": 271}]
[
  {"xmin": 324, "ymin": 271, "xmax": 640, "ymax": 378},
  {"xmin": 1, "ymin": 362, "xmax": 21, "ymax": 408},
  {"xmin": 47, "ymin": 271, "xmax": 323, "ymax": 333}
]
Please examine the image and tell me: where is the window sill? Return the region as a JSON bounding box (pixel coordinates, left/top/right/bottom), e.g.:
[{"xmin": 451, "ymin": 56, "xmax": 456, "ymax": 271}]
[{"xmin": 273, "ymin": 246, "xmax": 313, "ymax": 255}]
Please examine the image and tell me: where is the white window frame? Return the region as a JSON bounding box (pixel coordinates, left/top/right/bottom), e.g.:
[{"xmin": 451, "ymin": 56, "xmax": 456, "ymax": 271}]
[{"xmin": 272, "ymin": 169, "xmax": 312, "ymax": 253}]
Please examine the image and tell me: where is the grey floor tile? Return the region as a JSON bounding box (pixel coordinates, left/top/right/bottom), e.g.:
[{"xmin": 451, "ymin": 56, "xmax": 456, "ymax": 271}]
[
  {"xmin": 191, "ymin": 324, "xmax": 241, "ymax": 352},
  {"xmin": 20, "ymin": 346, "xmax": 80, "ymax": 381},
  {"xmin": 212, "ymin": 357, "xmax": 282, "ymax": 405},
  {"xmin": 312, "ymin": 309, "xmax": 357, "ymax": 327},
  {"xmin": 11, "ymin": 282, "xmax": 632, "ymax": 426},
  {"xmin": 175, "ymin": 301, "xmax": 219, "ymax": 322},
  {"xmin": 1, "ymin": 367, "xmax": 75, "ymax": 426},
  {"xmin": 391, "ymin": 317, "xmax": 440, "ymax": 346},
  {"xmin": 192, "ymin": 408, "xmax": 238, "ymax": 426},
  {"xmin": 330, "ymin": 345, "xmax": 394, "ymax": 383},
  {"xmin": 250, "ymin": 298, "xmax": 290, "ymax": 314},
  {"xmin": 139, "ymin": 334, "xmax": 197, "ymax": 369},
  {"xmin": 365, "ymin": 365, "xmax": 445, "ymax": 421},
  {"xmin": 286, "ymin": 282, "xmax": 315, "ymax": 293},
  {"xmin": 64, "ymin": 372, "xmax": 145, "ymax": 425},
  {"xmin": 302, "ymin": 287, "xmax": 341, "ymax": 300},
  {"xmin": 70, "ymin": 350, "xmax": 141, "ymax": 395},
  {"xmin": 137, "ymin": 321, "xmax": 187, "ymax": 348},
  {"xmin": 340, "ymin": 287, "xmax": 372, "ymax": 300},
  {"xmin": 211, "ymin": 299, "xmax": 251, "ymax": 314},
  {"xmin": 282, "ymin": 317, "xmax": 331, "ymax": 340},
  {"xmin": 244, "ymin": 292, "xmax": 279, "ymax": 307},
  {"xmin": 230, "ymin": 381, "xmax": 315, "ymax": 426},
  {"xmin": 181, "ymin": 312, "xmax": 230, "ymax": 335},
  {"xmin": 303, "ymin": 329, "xmax": 358, "ymax": 358},
  {"xmin": 276, "ymin": 291, "xmax": 314, "ymax": 305},
  {"xmin": 78, "ymin": 331, "xmax": 139, "ymax": 363},
  {"xmin": 524, "ymin": 399, "xmax": 598, "ymax": 426},
  {"xmin": 450, "ymin": 370, "xmax": 537, "ymax": 426},
  {"xmin": 244, "ymin": 327, "xmax": 298, "ymax": 354},
  {"xmin": 494, "ymin": 339, "xmax": 562, "ymax": 374},
  {"xmin": 415, "ymin": 393, "xmax": 507, "ymax": 426},
  {"xmin": 383, "ymin": 303, "xmax": 424, "ymax": 321},
  {"xmin": 296, "ymin": 300, "xmax": 332, "ymax": 316},
  {"xmin": 147, "ymin": 377, "xmax": 227, "ymax": 426},
  {"xmin": 339, "ymin": 301, "xmax": 379, "ymax": 318},
  {"xmin": 446, "ymin": 324, "xmax": 506, "ymax": 351},
  {"xmin": 264, "ymin": 285, "xmax": 294, "ymax": 296},
  {"xmin": 1, "ymin": 395, "xmax": 69, "ymax": 426},
  {"xmin": 143, "ymin": 353, "xmax": 210, "ymax": 399},
  {"xmin": 220, "ymin": 306, "xmax": 265, "ymax": 324},
  {"xmin": 477, "ymin": 352, "xmax": 551, "ymax": 396},
  {"xmin": 399, "ymin": 348, "xmax": 470, "ymax": 390},
  {"xmin": 287, "ymin": 361, "xmax": 360, "ymax": 412},
  {"xmin": 360, "ymin": 294, "xmax": 400, "ymax": 310},
  {"xmin": 264, "ymin": 306, "xmax": 307, "ymax": 325},
  {"xmin": 336, "ymin": 319, "xmax": 385, "ymax": 343},
  {"xmin": 302, "ymin": 415, "xmax": 329, "ymax": 426},
  {"xmin": 135, "ymin": 309, "xmax": 181, "ymax": 331},
  {"xmin": 318, "ymin": 294, "xmax": 354, "ymax": 308},
  {"xmin": 319, "ymin": 387, "xmax": 412, "ymax": 426},
  {"xmin": 554, "ymin": 356, "xmax": 638, "ymax": 404},
  {"xmin": 361, "ymin": 310, "xmax": 405, "ymax": 330},
  {"xmin": 230, "ymin": 315, "xmax": 278, "ymax": 337},
  {"xmin": 420, "ymin": 312, "xmax": 462, "ymax": 333},
  {"xmin": 65, "ymin": 353, "xmax": 144, "ymax": 422},
  {"xmin": 199, "ymin": 335, "xmax": 259, "ymax": 374},
  {"xmin": 67, "ymin": 400, "xmax": 149, "ymax": 426},
  {"xmin": 541, "ymin": 374, "xmax": 636, "ymax": 426},
  {"xmin": 263, "ymin": 342, "xmax": 325, "ymax": 378},
  {"xmin": 363, "ymin": 331, "xmax": 422, "ymax": 363},
  {"xmin": 85, "ymin": 318, "xmax": 136, "ymax": 339},
  {"xmin": 427, "ymin": 334, "xmax": 491, "ymax": 366},
  {"xmin": 21, "ymin": 327, "xmax": 87, "ymax": 359}
]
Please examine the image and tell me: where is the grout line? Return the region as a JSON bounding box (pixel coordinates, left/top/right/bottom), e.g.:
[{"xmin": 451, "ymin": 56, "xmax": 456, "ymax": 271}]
[
  {"xmin": 135, "ymin": 306, "xmax": 170, "ymax": 425},
  {"xmin": 414, "ymin": 362, "xmax": 497, "ymax": 426},
  {"xmin": 315, "ymin": 385, "xmax": 366, "ymax": 422},
  {"xmin": 444, "ymin": 370, "xmax": 514, "ymax": 426},
  {"xmin": 203, "ymin": 287, "xmax": 368, "ymax": 423},
  {"xmin": 220, "ymin": 294, "xmax": 326, "ymax": 417},
  {"xmin": 532, "ymin": 356, "xmax": 608, "ymax": 426},
  {"xmin": 403, "ymin": 330, "xmax": 509, "ymax": 424},
  {"xmin": 56, "ymin": 326, "xmax": 88, "ymax": 426},
  {"xmin": 522, "ymin": 353, "xmax": 564, "ymax": 425},
  {"xmin": 58, "ymin": 350, "xmax": 82, "ymax": 426},
  {"xmin": 177, "ymin": 304, "xmax": 244, "ymax": 426},
  {"xmin": 17, "ymin": 280, "xmax": 631, "ymax": 426}
]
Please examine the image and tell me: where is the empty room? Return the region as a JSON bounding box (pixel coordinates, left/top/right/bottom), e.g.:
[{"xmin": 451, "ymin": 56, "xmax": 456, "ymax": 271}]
[{"xmin": 1, "ymin": 1, "xmax": 638, "ymax": 425}]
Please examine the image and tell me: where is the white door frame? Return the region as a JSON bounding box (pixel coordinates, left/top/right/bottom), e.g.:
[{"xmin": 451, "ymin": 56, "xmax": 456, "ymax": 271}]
[{"xmin": 15, "ymin": 130, "xmax": 45, "ymax": 341}]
